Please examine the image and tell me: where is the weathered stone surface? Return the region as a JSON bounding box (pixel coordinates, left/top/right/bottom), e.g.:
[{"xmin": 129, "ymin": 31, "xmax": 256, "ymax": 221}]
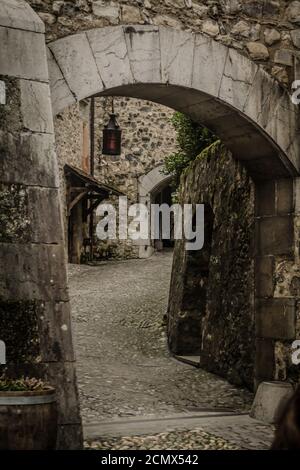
[
  {"xmin": 0, "ymin": 243, "xmax": 69, "ymax": 303},
  {"xmin": 153, "ymin": 14, "xmax": 182, "ymax": 29},
  {"xmin": 246, "ymin": 42, "xmax": 269, "ymax": 60},
  {"xmin": 271, "ymin": 65, "xmax": 289, "ymax": 85},
  {"xmin": 255, "ymin": 180, "xmax": 275, "ymax": 216},
  {"xmin": 92, "ymin": 1, "xmax": 120, "ymax": 21},
  {"xmin": 255, "ymin": 256, "xmax": 275, "ymax": 298},
  {"xmin": 124, "ymin": 26, "xmax": 161, "ymax": 83},
  {"xmin": 0, "ymin": 0, "xmax": 44, "ymax": 33},
  {"xmin": 0, "ymin": 81, "xmax": 5, "ymax": 105},
  {"xmin": 47, "ymin": 48, "xmax": 75, "ymax": 116},
  {"xmin": 257, "ymin": 215, "xmax": 294, "ymax": 256},
  {"xmin": 291, "ymin": 29, "xmax": 300, "ymax": 48},
  {"xmin": 286, "ymin": 1, "xmax": 300, "ymax": 25},
  {"xmin": 264, "ymin": 28, "xmax": 281, "ymax": 46},
  {"xmin": 38, "ymin": 12, "xmax": 56, "ymax": 25},
  {"xmin": 219, "ymin": 47, "xmax": 258, "ymax": 111},
  {"xmin": 48, "ymin": 33, "xmax": 103, "ymax": 101},
  {"xmin": 121, "ymin": 5, "xmax": 142, "ymax": 23},
  {"xmin": 160, "ymin": 27, "xmax": 195, "ymax": 87},
  {"xmin": 201, "ymin": 19, "xmax": 219, "ymax": 37},
  {"xmin": 251, "ymin": 381, "xmax": 294, "ymax": 423},
  {"xmin": 20, "ymin": 80, "xmax": 54, "ymax": 134},
  {"xmin": 274, "ymin": 49, "xmax": 294, "ymax": 66},
  {"xmin": 27, "ymin": 187, "xmax": 64, "ymax": 244},
  {"xmin": 192, "ymin": 35, "xmax": 228, "ymax": 97},
  {"xmin": 256, "ymin": 299, "xmax": 296, "ymax": 340},
  {"xmin": 255, "ymin": 338, "xmax": 275, "ymax": 381},
  {"xmin": 232, "ymin": 20, "xmax": 251, "ymax": 38},
  {"xmin": 87, "ymin": 27, "xmax": 133, "ymax": 89},
  {"xmin": 168, "ymin": 142, "xmax": 255, "ymax": 388},
  {"xmin": 0, "ymin": 131, "xmax": 59, "ymax": 188},
  {"xmin": 276, "ymin": 179, "xmax": 294, "ymax": 214},
  {"xmin": 38, "ymin": 301, "xmax": 75, "ymax": 362},
  {"xmin": 0, "ymin": 26, "xmax": 48, "ymax": 81}
]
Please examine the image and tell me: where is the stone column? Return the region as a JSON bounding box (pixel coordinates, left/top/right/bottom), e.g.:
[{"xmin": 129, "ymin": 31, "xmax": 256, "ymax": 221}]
[
  {"xmin": 255, "ymin": 178, "xmax": 299, "ymax": 387},
  {"xmin": 0, "ymin": 0, "xmax": 82, "ymax": 449}
]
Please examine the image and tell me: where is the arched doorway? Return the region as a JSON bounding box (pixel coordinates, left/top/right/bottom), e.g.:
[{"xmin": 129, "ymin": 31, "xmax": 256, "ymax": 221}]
[{"xmin": 138, "ymin": 164, "xmax": 173, "ymax": 258}]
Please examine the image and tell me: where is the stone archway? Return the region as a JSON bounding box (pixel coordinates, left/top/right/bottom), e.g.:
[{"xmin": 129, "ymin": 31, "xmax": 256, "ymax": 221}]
[
  {"xmin": 138, "ymin": 164, "xmax": 172, "ymax": 258},
  {"xmin": 1, "ymin": 0, "xmax": 300, "ymax": 448},
  {"xmin": 46, "ymin": 25, "xmax": 300, "ymax": 392}
]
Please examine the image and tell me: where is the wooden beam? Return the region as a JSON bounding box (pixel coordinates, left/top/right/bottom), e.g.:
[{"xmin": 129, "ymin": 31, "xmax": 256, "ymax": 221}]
[{"xmin": 68, "ymin": 189, "xmax": 89, "ymax": 215}]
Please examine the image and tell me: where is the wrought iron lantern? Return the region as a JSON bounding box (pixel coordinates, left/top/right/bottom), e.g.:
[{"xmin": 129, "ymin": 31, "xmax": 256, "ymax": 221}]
[{"xmin": 102, "ymin": 100, "xmax": 122, "ymax": 156}]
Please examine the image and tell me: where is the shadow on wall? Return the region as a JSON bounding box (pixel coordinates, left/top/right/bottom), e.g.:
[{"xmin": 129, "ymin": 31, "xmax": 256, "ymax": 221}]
[{"xmin": 167, "ymin": 142, "xmax": 255, "ymax": 389}]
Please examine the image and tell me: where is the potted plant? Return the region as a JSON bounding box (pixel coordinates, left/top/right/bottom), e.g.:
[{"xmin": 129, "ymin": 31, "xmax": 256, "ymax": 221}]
[{"xmin": 0, "ymin": 375, "xmax": 57, "ymax": 450}]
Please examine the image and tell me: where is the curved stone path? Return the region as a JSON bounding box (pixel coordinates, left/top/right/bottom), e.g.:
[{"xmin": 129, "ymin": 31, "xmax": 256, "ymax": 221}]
[{"xmin": 68, "ymin": 251, "xmax": 253, "ymax": 425}]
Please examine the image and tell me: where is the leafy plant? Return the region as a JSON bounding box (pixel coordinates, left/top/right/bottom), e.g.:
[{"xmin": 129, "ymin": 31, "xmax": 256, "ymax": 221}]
[
  {"xmin": 163, "ymin": 112, "xmax": 217, "ymax": 188},
  {"xmin": 0, "ymin": 375, "xmax": 51, "ymax": 392}
]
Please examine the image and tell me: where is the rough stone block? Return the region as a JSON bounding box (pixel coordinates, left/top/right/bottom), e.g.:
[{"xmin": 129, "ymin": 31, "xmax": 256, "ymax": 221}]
[
  {"xmin": 192, "ymin": 35, "xmax": 228, "ymax": 98},
  {"xmin": 0, "ymin": 132, "xmax": 59, "ymax": 188},
  {"xmin": 255, "ymin": 338, "xmax": 275, "ymax": 381},
  {"xmin": 0, "ymin": 81, "xmax": 5, "ymax": 104},
  {"xmin": 48, "ymin": 33, "xmax": 103, "ymax": 101},
  {"xmin": 44, "ymin": 362, "xmax": 82, "ymax": 425},
  {"xmin": 0, "ymin": 243, "xmax": 69, "ymax": 302},
  {"xmin": 265, "ymin": 95, "xmax": 300, "ymax": 173},
  {"xmin": 255, "ymin": 256, "xmax": 275, "ymax": 298},
  {"xmin": 124, "ymin": 25, "xmax": 161, "ymax": 83},
  {"xmin": 160, "ymin": 27, "xmax": 195, "ymax": 88},
  {"xmin": 243, "ymin": 67, "xmax": 282, "ymax": 130},
  {"xmin": 27, "ymin": 187, "xmax": 64, "ymax": 244},
  {"xmin": 20, "ymin": 80, "xmax": 54, "ymax": 134},
  {"xmin": 257, "ymin": 215, "xmax": 294, "ymax": 256},
  {"xmin": 256, "ymin": 298, "xmax": 296, "ymax": 340},
  {"xmin": 47, "ymin": 48, "xmax": 75, "ymax": 117},
  {"xmin": 0, "ymin": 0, "xmax": 44, "ymax": 33},
  {"xmin": 92, "ymin": 1, "xmax": 120, "ymax": 21},
  {"xmin": 276, "ymin": 179, "xmax": 294, "ymax": 214},
  {"xmin": 38, "ymin": 301, "xmax": 75, "ymax": 362},
  {"xmin": 0, "ymin": 26, "xmax": 48, "ymax": 81},
  {"xmin": 274, "ymin": 49, "xmax": 294, "ymax": 67},
  {"xmin": 219, "ymin": 47, "xmax": 258, "ymax": 112},
  {"xmin": 250, "ymin": 381, "xmax": 294, "ymax": 423},
  {"xmin": 255, "ymin": 180, "xmax": 275, "ymax": 216},
  {"xmin": 87, "ymin": 27, "xmax": 133, "ymax": 90}
]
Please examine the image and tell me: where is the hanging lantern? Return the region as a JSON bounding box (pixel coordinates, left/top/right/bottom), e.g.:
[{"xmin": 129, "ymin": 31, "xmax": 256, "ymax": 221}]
[{"xmin": 102, "ymin": 100, "xmax": 122, "ymax": 156}]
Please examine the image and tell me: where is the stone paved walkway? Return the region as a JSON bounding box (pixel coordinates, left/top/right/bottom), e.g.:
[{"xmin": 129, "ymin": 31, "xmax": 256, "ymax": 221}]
[{"xmin": 68, "ymin": 251, "xmax": 254, "ymax": 426}]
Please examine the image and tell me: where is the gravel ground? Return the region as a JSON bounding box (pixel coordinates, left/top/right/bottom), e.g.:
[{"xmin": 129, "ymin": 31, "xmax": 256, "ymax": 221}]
[
  {"xmin": 85, "ymin": 428, "xmax": 239, "ymax": 450},
  {"xmin": 68, "ymin": 251, "xmax": 253, "ymax": 425}
]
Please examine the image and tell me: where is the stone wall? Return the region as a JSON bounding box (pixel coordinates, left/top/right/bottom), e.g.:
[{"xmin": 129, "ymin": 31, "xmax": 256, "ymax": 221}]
[
  {"xmin": 167, "ymin": 142, "xmax": 256, "ymax": 388},
  {"xmin": 54, "ymin": 96, "xmax": 177, "ymax": 260},
  {"xmin": 0, "ymin": 1, "xmax": 82, "ymax": 448},
  {"xmin": 28, "ymin": 0, "xmax": 300, "ymax": 86}
]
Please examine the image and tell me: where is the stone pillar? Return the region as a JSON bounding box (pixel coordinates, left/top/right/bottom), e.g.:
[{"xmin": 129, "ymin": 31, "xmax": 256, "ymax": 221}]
[
  {"xmin": 254, "ymin": 178, "xmax": 298, "ymax": 387},
  {"xmin": 0, "ymin": 1, "xmax": 82, "ymax": 449}
]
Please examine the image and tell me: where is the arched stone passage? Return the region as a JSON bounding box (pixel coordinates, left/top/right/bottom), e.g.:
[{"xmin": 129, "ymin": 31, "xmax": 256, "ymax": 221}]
[
  {"xmin": 138, "ymin": 165, "xmax": 172, "ymax": 258},
  {"xmin": 48, "ymin": 25, "xmax": 300, "ymax": 180}
]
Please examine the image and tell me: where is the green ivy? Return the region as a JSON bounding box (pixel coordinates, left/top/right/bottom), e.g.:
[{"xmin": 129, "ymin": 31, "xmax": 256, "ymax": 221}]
[{"xmin": 162, "ymin": 112, "xmax": 217, "ymax": 188}]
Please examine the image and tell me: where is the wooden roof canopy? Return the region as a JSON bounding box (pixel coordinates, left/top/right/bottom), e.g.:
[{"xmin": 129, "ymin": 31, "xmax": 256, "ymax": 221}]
[{"xmin": 64, "ymin": 164, "xmax": 124, "ymax": 216}]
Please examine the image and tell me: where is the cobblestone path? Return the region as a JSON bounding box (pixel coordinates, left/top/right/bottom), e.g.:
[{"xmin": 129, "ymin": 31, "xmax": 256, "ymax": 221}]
[{"xmin": 68, "ymin": 251, "xmax": 254, "ymax": 425}]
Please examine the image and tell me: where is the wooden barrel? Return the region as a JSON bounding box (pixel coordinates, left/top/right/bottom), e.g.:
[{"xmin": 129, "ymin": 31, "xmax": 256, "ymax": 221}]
[{"xmin": 0, "ymin": 388, "xmax": 57, "ymax": 450}]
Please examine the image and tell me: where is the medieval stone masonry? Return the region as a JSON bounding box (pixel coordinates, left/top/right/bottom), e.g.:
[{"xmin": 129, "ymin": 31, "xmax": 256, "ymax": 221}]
[
  {"xmin": 1, "ymin": 0, "xmax": 300, "ymax": 452},
  {"xmin": 28, "ymin": 0, "xmax": 300, "ymax": 86}
]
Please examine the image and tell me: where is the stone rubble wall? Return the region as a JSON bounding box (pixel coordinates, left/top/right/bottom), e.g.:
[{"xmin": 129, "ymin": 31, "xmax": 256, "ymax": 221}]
[
  {"xmin": 167, "ymin": 142, "xmax": 256, "ymax": 388},
  {"xmin": 28, "ymin": 0, "xmax": 300, "ymax": 86},
  {"xmin": 54, "ymin": 96, "xmax": 177, "ymax": 260}
]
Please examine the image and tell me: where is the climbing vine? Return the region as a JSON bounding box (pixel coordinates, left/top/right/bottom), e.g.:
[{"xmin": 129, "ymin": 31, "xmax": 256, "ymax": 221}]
[{"xmin": 162, "ymin": 112, "xmax": 217, "ymax": 189}]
